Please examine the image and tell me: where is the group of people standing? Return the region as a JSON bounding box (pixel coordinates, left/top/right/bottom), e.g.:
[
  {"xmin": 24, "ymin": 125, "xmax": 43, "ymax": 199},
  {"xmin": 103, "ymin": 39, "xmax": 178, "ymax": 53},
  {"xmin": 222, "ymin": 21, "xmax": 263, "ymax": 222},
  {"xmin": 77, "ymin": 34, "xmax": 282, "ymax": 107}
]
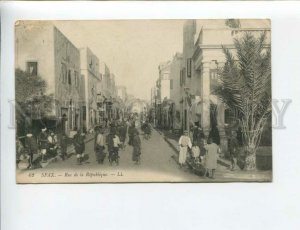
[
  {"xmin": 16, "ymin": 117, "xmax": 144, "ymax": 169},
  {"xmin": 17, "ymin": 127, "xmax": 68, "ymax": 169},
  {"xmin": 94, "ymin": 119, "xmax": 142, "ymax": 166},
  {"xmin": 178, "ymin": 125, "xmax": 220, "ymax": 179},
  {"xmin": 178, "ymin": 123, "xmax": 241, "ymax": 178}
]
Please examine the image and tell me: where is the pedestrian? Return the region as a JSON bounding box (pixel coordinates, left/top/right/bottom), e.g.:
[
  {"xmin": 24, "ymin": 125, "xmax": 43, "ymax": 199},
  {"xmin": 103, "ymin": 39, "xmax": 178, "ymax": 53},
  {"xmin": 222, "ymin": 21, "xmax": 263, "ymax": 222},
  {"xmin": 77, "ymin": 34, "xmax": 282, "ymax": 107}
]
[
  {"xmin": 143, "ymin": 121, "xmax": 151, "ymax": 140},
  {"xmin": 107, "ymin": 127, "xmax": 121, "ymax": 165},
  {"xmin": 118, "ymin": 122, "xmax": 127, "ymax": 150},
  {"xmin": 228, "ymin": 131, "xmax": 239, "ymax": 171},
  {"xmin": 73, "ymin": 131, "xmax": 85, "ymax": 165},
  {"xmin": 204, "ymin": 137, "xmax": 221, "ymax": 179},
  {"xmin": 113, "ymin": 131, "xmax": 121, "ymax": 158},
  {"xmin": 128, "ymin": 122, "xmax": 135, "ymax": 146},
  {"xmin": 38, "ymin": 127, "xmax": 48, "ymax": 162},
  {"xmin": 94, "ymin": 127, "xmax": 106, "ymax": 164},
  {"xmin": 178, "ymin": 130, "xmax": 192, "ymax": 168},
  {"xmin": 132, "ymin": 129, "xmax": 141, "ymax": 164},
  {"xmin": 24, "ymin": 132, "xmax": 38, "ymax": 169},
  {"xmin": 48, "ymin": 132, "xmax": 58, "ymax": 158},
  {"xmin": 197, "ymin": 127, "xmax": 206, "ymax": 160},
  {"xmin": 59, "ymin": 133, "xmax": 68, "ymax": 161}
]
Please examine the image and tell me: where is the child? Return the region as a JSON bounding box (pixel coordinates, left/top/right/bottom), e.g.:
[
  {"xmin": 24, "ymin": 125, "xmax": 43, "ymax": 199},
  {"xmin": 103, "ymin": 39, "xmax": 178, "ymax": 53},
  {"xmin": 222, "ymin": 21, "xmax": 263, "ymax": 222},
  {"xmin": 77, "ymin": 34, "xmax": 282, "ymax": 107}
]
[
  {"xmin": 192, "ymin": 145, "xmax": 200, "ymax": 158},
  {"xmin": 191, "ymin": 145, "xmax": 200, "ymax": 164}
]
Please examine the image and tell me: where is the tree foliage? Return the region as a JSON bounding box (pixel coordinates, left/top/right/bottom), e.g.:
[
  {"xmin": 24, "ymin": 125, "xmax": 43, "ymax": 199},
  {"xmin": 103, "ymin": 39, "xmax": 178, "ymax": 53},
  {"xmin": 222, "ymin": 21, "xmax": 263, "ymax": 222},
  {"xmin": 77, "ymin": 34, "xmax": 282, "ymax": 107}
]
[
  {"xmin": 225, "ymin": 19, "xmax": 241, "ymax": 29},
  {"xmin": 215, "ymin": 32, "xmax": 271, "ymax": 169},
  {"xmin": 15, "ymin": 68, "xmax": 47, "ymax": 102},
  {"xmin": 15, "ymin": 68, "xmax": 54, "ymax": 135}
]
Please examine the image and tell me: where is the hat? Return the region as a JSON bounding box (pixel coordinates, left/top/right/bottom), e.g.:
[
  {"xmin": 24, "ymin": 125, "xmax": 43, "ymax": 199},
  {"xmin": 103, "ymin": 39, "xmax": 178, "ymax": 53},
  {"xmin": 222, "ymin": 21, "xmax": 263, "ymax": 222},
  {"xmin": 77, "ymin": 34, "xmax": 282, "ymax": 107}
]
[
  {"xmin": 42, "ymin": 128, "xmax": 47, "ymax": 131},
  {"xmin": 26, "ymin": 133, "xmax": 33, "ymax": 137}
]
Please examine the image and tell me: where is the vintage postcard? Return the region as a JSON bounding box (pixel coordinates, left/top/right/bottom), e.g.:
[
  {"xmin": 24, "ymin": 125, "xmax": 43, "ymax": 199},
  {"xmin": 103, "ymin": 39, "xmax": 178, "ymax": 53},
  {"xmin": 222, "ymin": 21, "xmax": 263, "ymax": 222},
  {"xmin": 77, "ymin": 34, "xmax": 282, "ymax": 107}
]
[{"xmin": 15, "ymin": 19, "xmax": 272, "ymax": 183}]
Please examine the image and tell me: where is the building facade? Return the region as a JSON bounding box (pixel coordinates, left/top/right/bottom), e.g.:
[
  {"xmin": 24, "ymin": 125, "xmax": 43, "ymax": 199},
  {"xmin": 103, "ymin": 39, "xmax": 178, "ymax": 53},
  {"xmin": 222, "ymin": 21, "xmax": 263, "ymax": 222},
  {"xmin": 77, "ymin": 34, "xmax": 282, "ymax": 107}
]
[
  {"xmin": 182, "ymin": 19, "xmax": 271, "ymax": 151},
  {"xmin": 158, "ymin": 61, "xmax": 171, "ymax": 101},
  {"xmin": 16, "ymin": 22, "xmax": 82, "ymax": 136},
  {"xmin": 169, "ymin": 53, "xmax": 183, "ymax": 129},
  {"xmin": 155, "ymin": 61, "xmax": 172, "ymax": 128},
  {"xmin": 99, "ymin": 62, "xmax": 111, "ymax": 99},
  {"xmin": 80, "ymin": 47, "xmax": 101, "ymax": 131}
]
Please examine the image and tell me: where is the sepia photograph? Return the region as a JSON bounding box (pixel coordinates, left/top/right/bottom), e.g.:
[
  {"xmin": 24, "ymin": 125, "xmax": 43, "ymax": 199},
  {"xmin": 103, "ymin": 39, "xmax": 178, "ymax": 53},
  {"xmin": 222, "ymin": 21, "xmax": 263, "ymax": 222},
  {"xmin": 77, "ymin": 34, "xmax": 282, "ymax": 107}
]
[{"xmin": 15, "ymin": 19, "xmax": 272, "ymax": 183}]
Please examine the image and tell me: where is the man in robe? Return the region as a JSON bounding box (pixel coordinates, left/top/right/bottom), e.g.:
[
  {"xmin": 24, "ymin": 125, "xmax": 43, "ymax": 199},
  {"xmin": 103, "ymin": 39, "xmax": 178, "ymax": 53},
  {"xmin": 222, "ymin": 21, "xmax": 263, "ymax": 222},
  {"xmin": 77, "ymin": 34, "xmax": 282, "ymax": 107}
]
[{"xmin": 178, "ymin": 130, "xmax": 192, "ymax": 167}]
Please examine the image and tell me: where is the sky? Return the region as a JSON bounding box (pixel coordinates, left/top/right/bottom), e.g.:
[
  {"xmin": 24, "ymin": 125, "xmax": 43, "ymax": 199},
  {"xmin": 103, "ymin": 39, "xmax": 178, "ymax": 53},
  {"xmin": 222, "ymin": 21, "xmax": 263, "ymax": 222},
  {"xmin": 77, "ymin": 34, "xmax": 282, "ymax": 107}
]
[
  {"xmin": 54, "ymin": 20, "xmax": 185, "ymax": 101},
  {"xmin": 53, "ymin": 19, "xmax": 270, "ymax": 101}
]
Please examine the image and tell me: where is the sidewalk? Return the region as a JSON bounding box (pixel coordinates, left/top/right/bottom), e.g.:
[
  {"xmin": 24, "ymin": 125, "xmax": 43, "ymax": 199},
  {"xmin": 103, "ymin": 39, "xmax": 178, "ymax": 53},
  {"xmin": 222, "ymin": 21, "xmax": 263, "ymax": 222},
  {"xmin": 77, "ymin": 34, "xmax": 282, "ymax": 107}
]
[
  {"xmin": 157, "ymin": 128, "xmax": 272, "ymax": 182},
  {"xmin": 156, "ymin": 129, "xmax": 180, "ymax": 164},
  {"xmin": 157, "ymin": 128, "xmax": 232, "ymax": 167}
]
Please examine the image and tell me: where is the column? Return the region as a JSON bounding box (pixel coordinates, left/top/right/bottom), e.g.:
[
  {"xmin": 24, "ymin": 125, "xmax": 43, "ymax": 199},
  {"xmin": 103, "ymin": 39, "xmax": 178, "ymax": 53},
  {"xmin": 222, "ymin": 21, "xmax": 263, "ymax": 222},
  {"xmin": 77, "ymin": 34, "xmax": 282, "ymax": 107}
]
[{"xmin": 201, "ymin": 62, "xmax": 211, "ymax": 137}]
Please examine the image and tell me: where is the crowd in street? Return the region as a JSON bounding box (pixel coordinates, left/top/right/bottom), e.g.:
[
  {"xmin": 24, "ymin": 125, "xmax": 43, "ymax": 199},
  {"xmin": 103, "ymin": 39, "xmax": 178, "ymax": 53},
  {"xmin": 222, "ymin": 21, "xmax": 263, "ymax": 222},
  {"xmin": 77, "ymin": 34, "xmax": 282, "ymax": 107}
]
[
  {"xmin": 93, "ymin": 119, "xmax": 144, "ymax": 166},
  {"xmin": 16, "ymin": 117, "xmax": 153, "ymax": 170},
  {"xmin": 16, "ymin": 114, "xmax": 242, "ymax": 179}
]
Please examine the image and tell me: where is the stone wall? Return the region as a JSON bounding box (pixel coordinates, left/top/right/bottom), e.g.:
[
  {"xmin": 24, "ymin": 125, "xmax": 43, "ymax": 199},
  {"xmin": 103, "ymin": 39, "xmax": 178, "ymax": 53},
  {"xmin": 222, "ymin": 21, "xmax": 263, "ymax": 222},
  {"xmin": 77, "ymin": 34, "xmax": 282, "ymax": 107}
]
[{"xmin": 15, "ymin": 21, "xmax": 55, "ymax": 95}]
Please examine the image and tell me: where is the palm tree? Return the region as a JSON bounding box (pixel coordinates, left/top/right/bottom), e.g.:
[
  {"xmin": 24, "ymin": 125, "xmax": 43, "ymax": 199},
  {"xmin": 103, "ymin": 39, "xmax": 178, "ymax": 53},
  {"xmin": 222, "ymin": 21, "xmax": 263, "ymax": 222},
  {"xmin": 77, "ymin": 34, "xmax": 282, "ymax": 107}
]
[{"xmin": 215, "ymin": 32, "xmax": 271, "ymax": 170}]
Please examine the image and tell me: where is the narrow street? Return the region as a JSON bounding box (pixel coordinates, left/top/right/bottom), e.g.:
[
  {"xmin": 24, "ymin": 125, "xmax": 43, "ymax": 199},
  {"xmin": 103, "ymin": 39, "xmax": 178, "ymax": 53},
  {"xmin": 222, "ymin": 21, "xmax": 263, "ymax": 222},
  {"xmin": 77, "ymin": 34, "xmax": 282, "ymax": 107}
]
[
  {"xmin": 17, "ymin": 129, "xmax": 271, "ymax": 183},
  {"xmin": 17, "ymin": 129, "xmax": 201, "ymax": 183}
]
